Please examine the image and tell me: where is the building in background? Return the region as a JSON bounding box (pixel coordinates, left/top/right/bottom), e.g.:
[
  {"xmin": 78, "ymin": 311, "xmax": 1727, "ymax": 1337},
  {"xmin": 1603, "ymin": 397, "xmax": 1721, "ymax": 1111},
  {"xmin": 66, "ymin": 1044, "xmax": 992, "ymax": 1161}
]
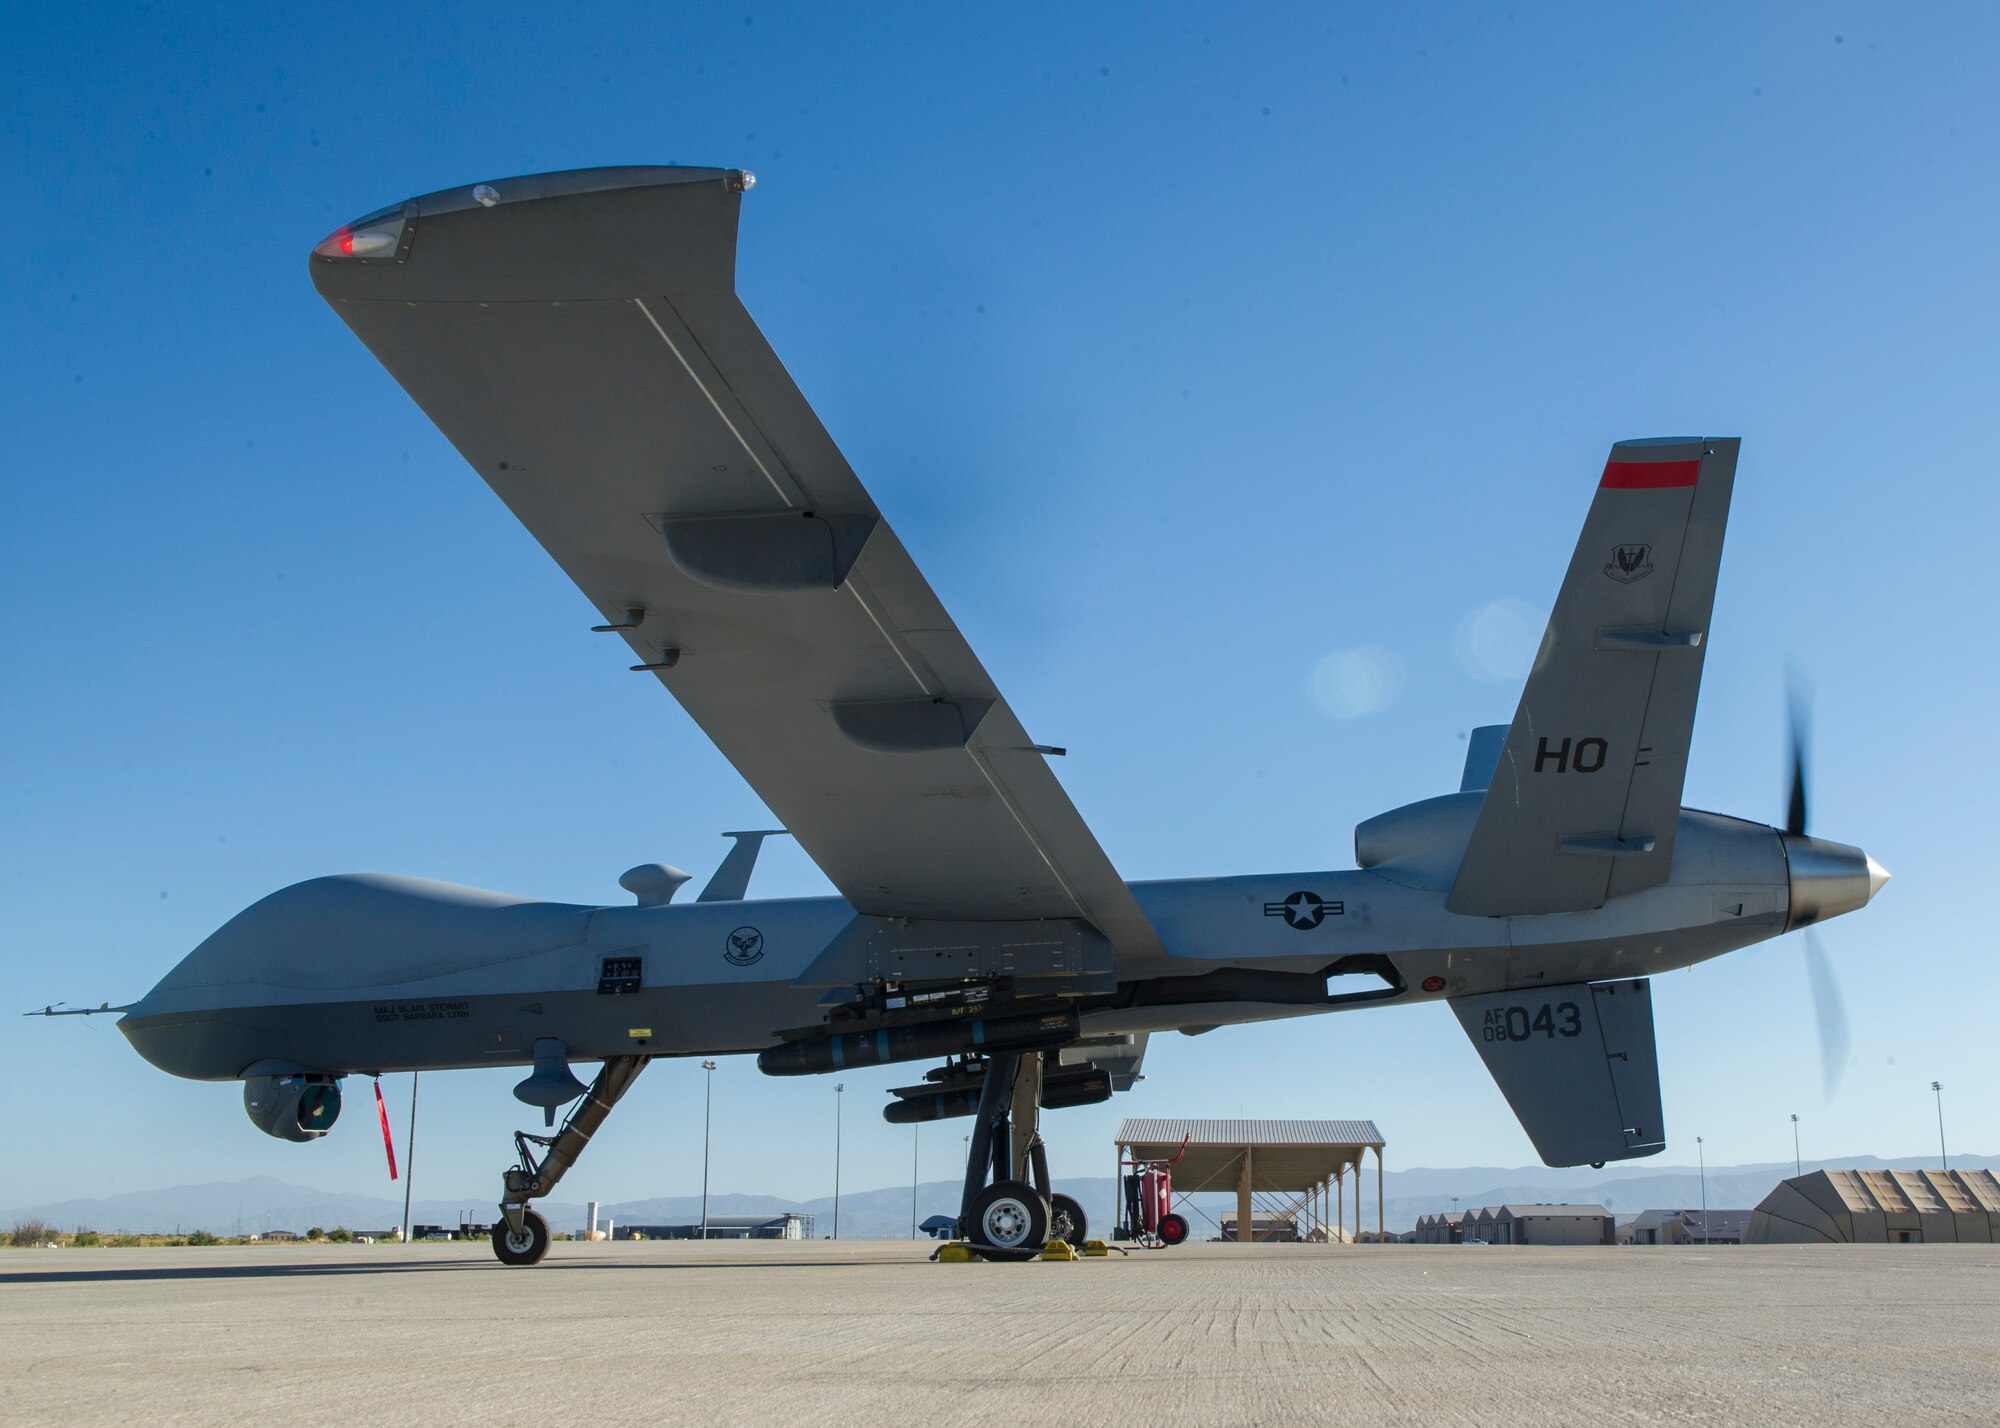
[
  {"xmin": 1413, "ymin": 1213, "xmax": 1461, "ymax": 1244},
  {"xmin": 1490, "ymin": 1205, "xmax": 1613, "ymax": 1245},
  {"xmin": 617, "ymin": 1213, "xmax": 812, "ymax": 1241},
  {"xmin": 1414, "ymin": 1205, "xmax": 1612, "ymax": 1245},
  {"xmin": 1747, "ymin": 1169, "xmax": 2000, "ymax": 1244},
  {"xmin": 1629, "ymin": 1209, "xmax": 1752, "ymax": 1245}
]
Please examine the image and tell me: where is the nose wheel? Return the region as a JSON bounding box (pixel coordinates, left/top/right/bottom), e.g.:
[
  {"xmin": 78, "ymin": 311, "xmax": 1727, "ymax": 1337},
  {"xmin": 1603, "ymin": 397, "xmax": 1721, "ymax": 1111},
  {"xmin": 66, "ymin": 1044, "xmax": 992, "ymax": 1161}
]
[{"xmin": 491, "ymin": 1209, "xmax": 550, "ymax": 1266}]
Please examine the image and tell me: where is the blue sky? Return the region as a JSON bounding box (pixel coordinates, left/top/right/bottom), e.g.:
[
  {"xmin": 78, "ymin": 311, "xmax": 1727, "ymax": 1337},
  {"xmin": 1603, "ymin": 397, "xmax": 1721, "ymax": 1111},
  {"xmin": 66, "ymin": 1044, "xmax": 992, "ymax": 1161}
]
[{"xmin": 4, "ymin": 3, "xmax": 1993, "ymax": 1212}]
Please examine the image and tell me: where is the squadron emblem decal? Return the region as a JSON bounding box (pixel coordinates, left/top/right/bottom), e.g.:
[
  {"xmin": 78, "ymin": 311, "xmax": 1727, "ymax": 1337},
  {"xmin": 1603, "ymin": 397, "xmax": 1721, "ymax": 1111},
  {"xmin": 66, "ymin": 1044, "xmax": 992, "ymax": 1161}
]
[
  {"xmin": 724, "ymin": 926, "xmax": 765, "ymax": 966},
  {"xmin": 1263, "ymin": 891, "xmax": 1343, "ymax": 930},
  {"xmin": 1604, "ymin": 544, "xmax": 1654, "ymax": 584}
]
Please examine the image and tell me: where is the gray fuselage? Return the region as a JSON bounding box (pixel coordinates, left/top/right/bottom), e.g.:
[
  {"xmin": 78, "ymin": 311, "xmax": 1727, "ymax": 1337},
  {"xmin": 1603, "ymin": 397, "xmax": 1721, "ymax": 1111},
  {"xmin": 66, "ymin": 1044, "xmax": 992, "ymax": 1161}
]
[{"xmin": 120, "ymin": 802, "xmax": 1819, "ymax": 1083}]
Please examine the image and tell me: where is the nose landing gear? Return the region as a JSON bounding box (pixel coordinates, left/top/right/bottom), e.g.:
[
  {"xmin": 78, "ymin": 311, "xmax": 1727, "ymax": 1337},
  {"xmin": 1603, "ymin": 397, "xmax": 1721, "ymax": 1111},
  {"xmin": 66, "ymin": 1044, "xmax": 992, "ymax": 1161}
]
[
  {"xmin": 491, "ymin": 1053, "xmax": 649, "ymax": 1266},
  {"xmin": 491, "ymin": 1209, "xmax": 551, "ymax": 1266}
]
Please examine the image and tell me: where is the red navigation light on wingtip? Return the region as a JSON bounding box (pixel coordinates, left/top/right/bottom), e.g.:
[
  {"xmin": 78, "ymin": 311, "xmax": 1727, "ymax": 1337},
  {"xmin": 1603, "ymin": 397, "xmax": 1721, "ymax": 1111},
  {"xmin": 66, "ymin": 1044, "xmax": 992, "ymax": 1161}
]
[{"xmin": 314, "ymin": 218, "xmax": 402, "ymax": 260}]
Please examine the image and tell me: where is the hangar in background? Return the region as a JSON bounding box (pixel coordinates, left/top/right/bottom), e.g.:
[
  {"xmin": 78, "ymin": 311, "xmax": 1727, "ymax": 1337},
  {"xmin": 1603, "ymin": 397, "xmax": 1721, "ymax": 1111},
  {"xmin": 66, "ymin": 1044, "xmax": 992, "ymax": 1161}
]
[
  {"xmin": 1414, "ymin": 1205, "xmax": 1613, "ymax": 1245},
  {"xmin": 1747, "ymin": 1169, "xmax": 2000, "ymax": 1243}
]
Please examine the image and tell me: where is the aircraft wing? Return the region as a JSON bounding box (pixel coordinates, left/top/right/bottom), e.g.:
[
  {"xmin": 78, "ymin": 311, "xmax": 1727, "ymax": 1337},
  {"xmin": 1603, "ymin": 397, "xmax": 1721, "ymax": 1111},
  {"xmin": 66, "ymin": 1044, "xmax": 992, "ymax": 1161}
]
[{"xmin": 309, "ymin": 167, "xmax": 1164, "ymax": 961}]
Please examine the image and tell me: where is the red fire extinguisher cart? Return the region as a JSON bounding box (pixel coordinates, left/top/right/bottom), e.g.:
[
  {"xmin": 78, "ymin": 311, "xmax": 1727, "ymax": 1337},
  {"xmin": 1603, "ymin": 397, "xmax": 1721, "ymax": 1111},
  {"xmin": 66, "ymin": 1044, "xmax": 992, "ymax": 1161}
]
[{"xmin": 1120, "ymin": 1134, "xmax": 1192, "ymax": 1247}]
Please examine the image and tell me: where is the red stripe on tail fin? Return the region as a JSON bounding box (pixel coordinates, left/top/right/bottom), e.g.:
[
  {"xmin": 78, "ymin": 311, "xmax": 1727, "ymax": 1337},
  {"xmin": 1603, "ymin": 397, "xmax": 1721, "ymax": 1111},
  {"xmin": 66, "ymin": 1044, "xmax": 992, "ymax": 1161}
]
[{"xmin": 1601, "ymin": 459, "xmax": 1700, "ymax": 489}]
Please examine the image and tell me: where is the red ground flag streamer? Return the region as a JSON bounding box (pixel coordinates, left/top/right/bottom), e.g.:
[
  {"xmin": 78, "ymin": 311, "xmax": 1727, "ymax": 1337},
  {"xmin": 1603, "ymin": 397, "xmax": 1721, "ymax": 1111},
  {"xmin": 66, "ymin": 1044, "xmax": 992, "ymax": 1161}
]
[{"xmin": 374, "ymin": 1080, "xmax": 400, "ymax": 1181}]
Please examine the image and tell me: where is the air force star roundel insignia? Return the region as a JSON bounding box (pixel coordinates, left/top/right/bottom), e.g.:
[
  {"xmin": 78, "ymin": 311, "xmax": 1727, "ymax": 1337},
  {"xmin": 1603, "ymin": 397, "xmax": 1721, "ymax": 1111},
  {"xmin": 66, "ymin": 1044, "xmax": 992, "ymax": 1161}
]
[{"xmin": 1263, "ymin": 891, "xmax": 1344, "ymax": 930}]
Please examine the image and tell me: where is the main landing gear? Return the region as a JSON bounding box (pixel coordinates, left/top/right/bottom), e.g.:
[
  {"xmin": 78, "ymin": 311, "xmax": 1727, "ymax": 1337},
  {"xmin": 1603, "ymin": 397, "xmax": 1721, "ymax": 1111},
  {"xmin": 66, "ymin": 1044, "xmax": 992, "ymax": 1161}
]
[
  {"xmin": 491, "ymin": 1054, "xmax": 648, "ymax": 1266},
  {"xmin": 955, "ymin": 1051, "xmax": 1084, "ymax": 1258}
]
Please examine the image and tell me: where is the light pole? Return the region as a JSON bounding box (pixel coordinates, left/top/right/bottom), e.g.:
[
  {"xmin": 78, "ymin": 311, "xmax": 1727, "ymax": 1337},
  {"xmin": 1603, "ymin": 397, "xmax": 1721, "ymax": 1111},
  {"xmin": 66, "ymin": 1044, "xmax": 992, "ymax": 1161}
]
[
  {"xmin": 401, "ymin": 1071, "xmax": 418, "ymax": 1246},
  {"xmin": 700, "ymin": 1060, "xmax": 717, "ymax": 1240},
  {"xmin": 911, "ymin": 1122, "xmax": 920, "ymax": 1239},
  {"xmin": 1697, "ymin": 1136, "xmax": 1708, "ymax": 1246},
  {"xmin": 832, "ymin": 1082, "xmax": 844, "ymax": 1239},
  {"xmin": 1791, "ymin": 1113, "xmax": 1800, "ymax": 1178},
  {"xmin": 1933, "ymin": 1081, "xmax": 1948, "ymax": 1172}
]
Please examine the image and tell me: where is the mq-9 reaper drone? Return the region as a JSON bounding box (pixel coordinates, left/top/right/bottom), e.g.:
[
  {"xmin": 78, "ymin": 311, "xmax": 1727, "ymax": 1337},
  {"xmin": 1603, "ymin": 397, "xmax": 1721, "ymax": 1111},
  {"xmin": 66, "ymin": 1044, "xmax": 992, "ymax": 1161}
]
[{"xmin": 79, "ymin": 168, "xmax": 1886, "ymax": 1263}]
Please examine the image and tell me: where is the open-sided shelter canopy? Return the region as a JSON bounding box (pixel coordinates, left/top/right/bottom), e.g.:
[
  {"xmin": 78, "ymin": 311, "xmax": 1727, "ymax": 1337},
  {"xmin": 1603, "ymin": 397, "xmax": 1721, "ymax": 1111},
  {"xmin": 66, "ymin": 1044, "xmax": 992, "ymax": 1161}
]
[{"xmin": 1116, "ymin": 1118, "xmax": 1386, "ymax": 1243}]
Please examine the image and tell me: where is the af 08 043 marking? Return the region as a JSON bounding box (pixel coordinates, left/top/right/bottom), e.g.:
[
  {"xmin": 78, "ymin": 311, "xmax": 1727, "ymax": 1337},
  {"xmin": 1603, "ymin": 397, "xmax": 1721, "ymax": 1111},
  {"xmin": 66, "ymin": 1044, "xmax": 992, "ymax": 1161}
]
[{"xmin": 1481, "ymin": 1002, "xmax": 1585, "ymax": 1042}]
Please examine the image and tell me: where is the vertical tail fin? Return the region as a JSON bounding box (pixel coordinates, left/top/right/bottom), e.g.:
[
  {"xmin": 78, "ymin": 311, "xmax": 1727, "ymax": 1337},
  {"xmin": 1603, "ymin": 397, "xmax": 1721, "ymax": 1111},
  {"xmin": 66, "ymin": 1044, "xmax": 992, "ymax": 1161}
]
[{"xmin": 1446, "ymin": 438, "xmax": 1738, "ymax": 917}]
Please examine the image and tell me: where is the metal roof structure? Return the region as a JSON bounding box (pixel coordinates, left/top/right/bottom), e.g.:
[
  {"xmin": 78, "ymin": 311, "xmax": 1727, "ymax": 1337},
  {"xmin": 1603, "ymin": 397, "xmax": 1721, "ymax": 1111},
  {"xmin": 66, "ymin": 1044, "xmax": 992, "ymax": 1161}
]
[
  {"xmin": 1118, "ymin": 1119, "xmax": 1384, "ymax": 1148},
  {"xmin": 1497, "ymin": 1203, "xmax": 1611, "ymax": 1218},
  {"xmin": 1116, "ymin": 1118, "xmax": 1388, "ymax": 1243},
  {"xmin": 1118, "ymin": 1119, "xmax": 1382, "ymax": 1193}
]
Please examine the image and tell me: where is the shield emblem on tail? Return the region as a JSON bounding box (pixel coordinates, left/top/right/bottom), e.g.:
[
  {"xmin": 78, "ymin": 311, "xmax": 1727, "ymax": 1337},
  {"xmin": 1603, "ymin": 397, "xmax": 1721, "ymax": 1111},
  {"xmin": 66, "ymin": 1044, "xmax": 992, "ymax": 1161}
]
[{"xmin": 1604, "ymin": 544, "xmax": 1653, "ymax": 583}]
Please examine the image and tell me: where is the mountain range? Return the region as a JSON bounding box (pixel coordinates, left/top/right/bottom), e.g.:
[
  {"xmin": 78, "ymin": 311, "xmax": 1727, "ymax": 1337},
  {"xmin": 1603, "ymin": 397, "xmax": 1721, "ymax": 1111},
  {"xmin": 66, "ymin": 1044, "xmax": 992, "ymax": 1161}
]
[{"xmin": 7, "ymin": 1153, "xmax": 1990, "ymax": 1239}]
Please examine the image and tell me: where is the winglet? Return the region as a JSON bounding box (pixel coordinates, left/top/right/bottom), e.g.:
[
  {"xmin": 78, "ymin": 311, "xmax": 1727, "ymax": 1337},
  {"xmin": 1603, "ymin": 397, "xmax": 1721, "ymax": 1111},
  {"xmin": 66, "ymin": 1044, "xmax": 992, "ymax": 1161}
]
[{"xmin": 697, "ymin": 830, "xmax": 791, "ymax": 902}]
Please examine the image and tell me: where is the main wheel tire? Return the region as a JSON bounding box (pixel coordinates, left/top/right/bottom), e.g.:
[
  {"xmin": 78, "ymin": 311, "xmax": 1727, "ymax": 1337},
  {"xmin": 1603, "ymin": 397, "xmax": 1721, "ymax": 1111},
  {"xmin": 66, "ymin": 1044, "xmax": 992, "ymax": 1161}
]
[
  {"xmin": 1157, "ymin": 1212, "xmax": 1190, "ymax": 1247},
  {"xmin": 967, "ymin": 1179, "xmax": 1050, "ymax": 1252},
  {"xmin": 491, "ymin": 1209, "xmax": 550, "ymax": 1266},
  {"xmin": 1048, "ymin": 1193, "xmax": 1089, "ymax": 1246}
]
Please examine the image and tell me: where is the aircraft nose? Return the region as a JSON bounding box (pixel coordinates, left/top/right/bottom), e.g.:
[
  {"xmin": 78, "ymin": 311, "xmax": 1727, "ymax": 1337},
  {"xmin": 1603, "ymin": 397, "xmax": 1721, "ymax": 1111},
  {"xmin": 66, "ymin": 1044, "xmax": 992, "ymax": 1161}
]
[{"xmin": 1781, "ymin": 834, "xmax": 1889, "ymax": 931}]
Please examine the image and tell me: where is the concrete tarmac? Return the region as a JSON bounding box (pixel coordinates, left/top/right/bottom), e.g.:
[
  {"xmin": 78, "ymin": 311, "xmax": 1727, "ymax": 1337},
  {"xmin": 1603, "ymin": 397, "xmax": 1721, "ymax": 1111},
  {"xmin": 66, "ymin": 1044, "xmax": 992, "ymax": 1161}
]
[{"xmin": 3, "ymin": 1239, "xmax": 1996, "ymax": 1427}]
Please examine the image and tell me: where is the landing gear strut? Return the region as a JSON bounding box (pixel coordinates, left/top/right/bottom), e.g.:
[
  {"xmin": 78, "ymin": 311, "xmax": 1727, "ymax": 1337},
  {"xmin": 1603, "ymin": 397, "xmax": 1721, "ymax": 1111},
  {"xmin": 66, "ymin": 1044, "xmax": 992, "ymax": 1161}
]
[
  {"xmin": 955, "ymin": 1051, "xmax": 1063, "ymax": 1258},
  {"xmin": 492, "ymin": 1054, "xmax": 648, "ymax": 1266}
]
